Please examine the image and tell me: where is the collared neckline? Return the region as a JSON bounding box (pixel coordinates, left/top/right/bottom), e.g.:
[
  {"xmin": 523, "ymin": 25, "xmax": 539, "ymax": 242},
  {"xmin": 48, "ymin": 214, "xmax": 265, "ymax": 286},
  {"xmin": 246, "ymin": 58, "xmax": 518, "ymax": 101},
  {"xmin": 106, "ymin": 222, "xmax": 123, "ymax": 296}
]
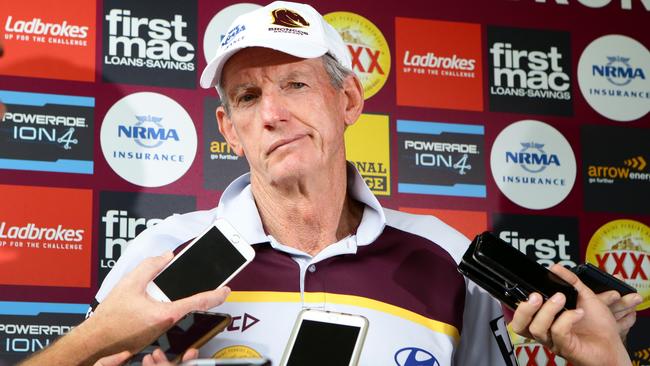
[{"xmin": 215, "ymin": 163, "xmax": 386, "ymax": 249}]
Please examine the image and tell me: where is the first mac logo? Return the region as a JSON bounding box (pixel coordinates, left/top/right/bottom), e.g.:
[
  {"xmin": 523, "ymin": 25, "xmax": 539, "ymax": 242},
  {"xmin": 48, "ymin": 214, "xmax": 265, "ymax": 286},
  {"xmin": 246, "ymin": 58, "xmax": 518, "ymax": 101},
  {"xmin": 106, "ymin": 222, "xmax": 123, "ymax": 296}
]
[{"xmin": 102, "ymin": 0, "xmax": 197, "ymax": 88}]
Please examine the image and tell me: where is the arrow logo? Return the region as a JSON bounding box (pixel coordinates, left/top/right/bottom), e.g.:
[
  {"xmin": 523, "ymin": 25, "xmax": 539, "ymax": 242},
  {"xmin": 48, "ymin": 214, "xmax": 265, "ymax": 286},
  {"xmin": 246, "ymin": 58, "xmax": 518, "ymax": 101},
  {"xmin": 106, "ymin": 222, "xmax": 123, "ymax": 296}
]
[
  {"xmin": 635, "ymin": 347, "xmax": 650, "ymax": 361},
  {"xmin": 624, "ymin": 156, "xmax": 647, "ymax": 171}
]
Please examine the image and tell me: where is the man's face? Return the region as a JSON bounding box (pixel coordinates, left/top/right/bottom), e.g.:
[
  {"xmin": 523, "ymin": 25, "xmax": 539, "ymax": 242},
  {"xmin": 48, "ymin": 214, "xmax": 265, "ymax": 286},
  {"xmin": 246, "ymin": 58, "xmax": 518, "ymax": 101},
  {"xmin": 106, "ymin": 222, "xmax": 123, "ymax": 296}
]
[{"xmin": 216, "ymin": 47, "xmax": 362, "ymax": 185}]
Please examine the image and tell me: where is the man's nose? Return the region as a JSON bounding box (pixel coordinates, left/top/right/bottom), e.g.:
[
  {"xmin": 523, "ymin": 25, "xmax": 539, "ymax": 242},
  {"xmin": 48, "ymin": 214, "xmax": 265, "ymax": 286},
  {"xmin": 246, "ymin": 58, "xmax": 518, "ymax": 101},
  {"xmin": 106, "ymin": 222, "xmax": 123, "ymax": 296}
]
[{"xmin": 259, "ymin": 89, "xmax": 289, "ymax": 128}]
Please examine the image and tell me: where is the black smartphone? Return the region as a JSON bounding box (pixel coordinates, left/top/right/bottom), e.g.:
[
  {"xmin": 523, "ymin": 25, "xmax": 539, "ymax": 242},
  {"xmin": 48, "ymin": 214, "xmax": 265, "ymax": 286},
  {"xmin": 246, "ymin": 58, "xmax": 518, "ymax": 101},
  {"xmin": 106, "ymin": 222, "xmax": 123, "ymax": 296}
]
[
  {"xmin": 458, "ymin": 232, "xmax": 578, "ymax": 310},
  {"xmin": 128, "ymin": 311, "xmax": 232, "ymax": 365},
  {"xmin": 571, "ymin": 263, "xmax": 637, "ymax": 296}
]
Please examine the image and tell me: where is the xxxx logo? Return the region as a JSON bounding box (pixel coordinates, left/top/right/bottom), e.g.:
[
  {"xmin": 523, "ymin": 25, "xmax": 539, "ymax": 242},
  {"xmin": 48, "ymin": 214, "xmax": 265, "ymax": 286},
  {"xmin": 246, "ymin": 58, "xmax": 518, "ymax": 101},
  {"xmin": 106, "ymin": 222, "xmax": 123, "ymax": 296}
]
[
  {"xmin": 515, "ymin": 344, "xmax": 569, "ymax": 366},
  {"xmin": 587, "ymin": 219, "xmax": 650, "ymax": 310},
  {"xmin": 324, "ymin": 11, "xmax": 390, "ymax": 99}
]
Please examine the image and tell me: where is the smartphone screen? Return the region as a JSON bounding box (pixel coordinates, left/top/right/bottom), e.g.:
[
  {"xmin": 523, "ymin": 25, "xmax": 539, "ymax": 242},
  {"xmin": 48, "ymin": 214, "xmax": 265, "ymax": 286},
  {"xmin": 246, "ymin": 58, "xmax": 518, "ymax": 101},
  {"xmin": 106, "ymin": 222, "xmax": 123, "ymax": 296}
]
[
  {"xmin": 286, "ymin": 320, "xmax": 361, "ymax": 366},
  {"xmin": 153, "ymin": 226, "xmax": 247, "ymax": 301},
  {"xmin": 478, "ymin": 234, "xmax": 578, "ymax": 307},
  {"xmin": 131, "ymin": 312, "xmax": 230, "ymax": 364}
]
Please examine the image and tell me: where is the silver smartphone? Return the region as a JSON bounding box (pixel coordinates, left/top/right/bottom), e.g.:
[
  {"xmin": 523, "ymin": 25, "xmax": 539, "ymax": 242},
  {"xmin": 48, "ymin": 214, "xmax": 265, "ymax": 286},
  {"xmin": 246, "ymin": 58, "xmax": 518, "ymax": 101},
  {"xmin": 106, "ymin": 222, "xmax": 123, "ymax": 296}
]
[
  {"xmin": 146, "ymin": 218, "xmax": 255, "ymax": 302},
  {"xmin": 280, "ymin": 309, "xmax": 369, "ymax": 366}
]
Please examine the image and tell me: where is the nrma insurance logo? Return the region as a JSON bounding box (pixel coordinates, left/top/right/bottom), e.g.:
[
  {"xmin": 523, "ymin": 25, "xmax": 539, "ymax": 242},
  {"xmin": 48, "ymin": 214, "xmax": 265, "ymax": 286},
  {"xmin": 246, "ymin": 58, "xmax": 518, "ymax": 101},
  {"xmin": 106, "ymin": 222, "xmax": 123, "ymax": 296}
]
[
  {"xmin": 595, "ymin": 56, "xmax": 646, "ymax": 87},
  {"xmin": 394, "ymin": 347, "xmax": 440, "ymax": 366},
  {"xmin": 578, "ymin": 34, "xmax": 650, "ymax": 122},
  {"xmin": 506, "ymin": 142, "xmax": 560, "ymax": 174},
  {"xmin": 100, "ymin": 92, "xmax": 196, "ymax": 187},
  {"xmin": 119, "ymin": 115, "xmax": 179, "ymax": 149},
  {"xmin": 491, "ymin": 120, "xmax": 576, "ymax": 210}
]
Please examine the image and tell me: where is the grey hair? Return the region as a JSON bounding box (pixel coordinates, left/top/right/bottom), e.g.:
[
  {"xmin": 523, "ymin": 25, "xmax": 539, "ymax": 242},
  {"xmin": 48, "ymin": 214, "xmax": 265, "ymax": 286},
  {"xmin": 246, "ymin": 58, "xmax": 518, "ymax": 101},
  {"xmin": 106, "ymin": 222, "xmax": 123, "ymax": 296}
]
[{"xmin": 217, "ymin": 52, "xmax": 354, "ymax": 116}]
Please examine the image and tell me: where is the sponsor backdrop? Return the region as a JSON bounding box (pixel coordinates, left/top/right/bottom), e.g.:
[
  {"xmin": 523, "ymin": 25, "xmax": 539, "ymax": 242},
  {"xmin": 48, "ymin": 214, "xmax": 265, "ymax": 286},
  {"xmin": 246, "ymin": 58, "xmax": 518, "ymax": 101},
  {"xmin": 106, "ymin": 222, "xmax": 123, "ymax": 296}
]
[{"xmin": 0, "ymin": 0, "xmax": 648, "ymax": 363}]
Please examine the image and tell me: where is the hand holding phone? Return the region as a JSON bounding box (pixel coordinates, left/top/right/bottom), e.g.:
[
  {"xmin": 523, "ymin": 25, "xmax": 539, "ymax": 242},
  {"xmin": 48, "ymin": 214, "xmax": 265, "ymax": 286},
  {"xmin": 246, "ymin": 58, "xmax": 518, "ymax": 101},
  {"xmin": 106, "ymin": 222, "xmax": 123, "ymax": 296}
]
[
  {"xmin": 129, "ymin": 311, "xmax": 231, "ymax": 365},
  {"xmin": 458, "ymin": 231, "xmax": 578, "ymax": 310},
  {"xmin": 280, "ymin": 309, "xmax": 368, "ymax": 366},
  {"xmin": 147, "ymin": 218, "xmax": 255, "ymax": 302}
]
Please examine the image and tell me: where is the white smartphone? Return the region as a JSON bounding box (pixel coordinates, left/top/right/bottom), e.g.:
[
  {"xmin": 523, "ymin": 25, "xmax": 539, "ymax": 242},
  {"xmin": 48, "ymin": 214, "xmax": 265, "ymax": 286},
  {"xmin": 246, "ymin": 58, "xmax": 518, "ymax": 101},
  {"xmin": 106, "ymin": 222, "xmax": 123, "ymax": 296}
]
[
  {"xmin": 146, "ymin": 218, "xmax": 255, "ymax": 302},
  {"xmin": 280, "ymin": 309, "xmax": 369, "ymax": 366}
]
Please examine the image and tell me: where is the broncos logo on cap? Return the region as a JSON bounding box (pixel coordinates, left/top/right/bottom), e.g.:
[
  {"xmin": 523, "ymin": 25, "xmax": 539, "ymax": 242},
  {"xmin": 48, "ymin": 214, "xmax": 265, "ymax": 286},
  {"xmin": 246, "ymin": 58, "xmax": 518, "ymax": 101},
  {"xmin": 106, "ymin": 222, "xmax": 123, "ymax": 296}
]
[{"xmin": 271, "ymin": 8, "xmax": 310, "ymax": 28}]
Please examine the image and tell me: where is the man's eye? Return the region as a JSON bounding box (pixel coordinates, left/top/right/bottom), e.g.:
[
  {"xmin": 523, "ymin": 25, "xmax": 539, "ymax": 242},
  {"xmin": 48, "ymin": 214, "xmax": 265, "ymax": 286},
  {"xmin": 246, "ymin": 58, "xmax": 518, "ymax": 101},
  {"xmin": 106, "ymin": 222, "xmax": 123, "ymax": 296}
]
[
  {"xmin": 289, "ymin": 82, "xmax": 307, "ymax": 89},
  {"xmin": 238, "ymin": 94, "xmax": 257, "ymax": 103}
]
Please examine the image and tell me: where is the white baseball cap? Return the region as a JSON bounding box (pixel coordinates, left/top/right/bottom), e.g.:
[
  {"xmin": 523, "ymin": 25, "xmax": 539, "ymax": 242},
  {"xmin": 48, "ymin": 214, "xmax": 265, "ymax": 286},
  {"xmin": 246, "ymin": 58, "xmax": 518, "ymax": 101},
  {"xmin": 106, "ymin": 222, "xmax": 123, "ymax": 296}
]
[{"xmin": 199, "ymin": 1, "xmax": 351, "ymax": 90}]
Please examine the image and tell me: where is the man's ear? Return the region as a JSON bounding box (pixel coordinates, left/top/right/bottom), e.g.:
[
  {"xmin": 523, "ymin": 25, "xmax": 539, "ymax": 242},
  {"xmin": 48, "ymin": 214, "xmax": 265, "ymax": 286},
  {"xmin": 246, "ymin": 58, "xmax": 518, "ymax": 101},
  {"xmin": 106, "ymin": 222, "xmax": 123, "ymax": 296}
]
[
  {"xmin": 216, "ymin": 105, "xmax": 245, "ymax": 157},
  {"xmin": 342, "ymin": 74, "xmax": 364, "ymax": 127}
]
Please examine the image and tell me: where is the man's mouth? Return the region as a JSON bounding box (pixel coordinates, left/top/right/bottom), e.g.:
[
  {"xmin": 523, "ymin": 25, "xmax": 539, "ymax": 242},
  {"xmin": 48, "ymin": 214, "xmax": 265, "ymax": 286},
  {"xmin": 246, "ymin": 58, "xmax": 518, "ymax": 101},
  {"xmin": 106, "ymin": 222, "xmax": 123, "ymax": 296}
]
[{"xmin": 267, "ymin": 134, "xmax": 308, "ymax": 155}]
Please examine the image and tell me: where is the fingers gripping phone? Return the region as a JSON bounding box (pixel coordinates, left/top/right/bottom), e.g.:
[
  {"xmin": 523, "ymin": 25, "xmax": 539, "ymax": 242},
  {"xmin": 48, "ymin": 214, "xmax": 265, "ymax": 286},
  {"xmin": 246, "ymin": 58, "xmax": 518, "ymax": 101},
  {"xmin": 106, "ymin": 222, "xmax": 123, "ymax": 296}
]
[
  {"xmin": 129, "ymin": 311, "xmax": 231, "ymax": 365},
  {"xmin": 280, "ymin": 309, "xmax": 369, "ymax": 366},
  {"xmin": 147, "ymin": 218, "xmax": 255, "ymax": 302},
  {"xmin": 571, "ymin": 262, "xmax": 637, "ymax": 296}
]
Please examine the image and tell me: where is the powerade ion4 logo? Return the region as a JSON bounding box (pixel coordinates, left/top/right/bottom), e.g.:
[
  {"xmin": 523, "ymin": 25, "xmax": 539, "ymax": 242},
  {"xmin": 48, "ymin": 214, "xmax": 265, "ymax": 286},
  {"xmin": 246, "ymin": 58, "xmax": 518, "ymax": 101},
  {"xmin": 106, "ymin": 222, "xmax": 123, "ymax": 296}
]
[
  {"xmin": 394, "ymin": 347, "xmax": 440, "ymax": 366},
  {"xmin": 487, "ymin": 26, "xmax": 572, "ymax": 116},
  {"xmin": 0, "ymin": 90, "xmax": 94, "ymax": 174},
  {"xmin": 325, "ymin": 12, "xmax": 390, "ymax": 99},
  {"xmin": 586, "ymin": 219, "xmax": 650, "ymax": 310},
  {"xmin": 490, "ymin": 120, "xmax": 576, "ymax": 210},
  {"xmin": 100, "ymin": 92, "xmax": 197, "ymax": 187},
  {"xmin": 578, "ymin": 34, "xmax": 650, "ymax": 121},
  {"xmin": 398, "ymin": 120, "xmax": 485, "ymax": 198},
  {"xmin": 0, "ymin": 302, "xmax": 87, "ymax": 364},
  {"xmin": 102, "ymin": 0, "xmax": 197, "ymax": 88}
]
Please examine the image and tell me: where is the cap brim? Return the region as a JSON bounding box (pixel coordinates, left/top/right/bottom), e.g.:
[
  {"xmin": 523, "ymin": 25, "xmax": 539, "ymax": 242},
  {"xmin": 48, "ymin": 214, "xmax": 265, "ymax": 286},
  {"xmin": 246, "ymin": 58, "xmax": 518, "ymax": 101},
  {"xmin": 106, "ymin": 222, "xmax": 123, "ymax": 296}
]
[{"xmin": 200, "ymin": 38, "xmax": 329, "ymax": 89}]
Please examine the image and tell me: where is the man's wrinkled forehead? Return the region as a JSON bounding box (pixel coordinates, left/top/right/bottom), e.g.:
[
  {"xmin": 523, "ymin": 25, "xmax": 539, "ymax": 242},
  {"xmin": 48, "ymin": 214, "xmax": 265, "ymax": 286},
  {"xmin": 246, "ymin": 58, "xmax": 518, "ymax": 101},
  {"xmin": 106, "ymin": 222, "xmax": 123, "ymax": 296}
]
[{"xmin": 220, "ymin": 47, "xmax": 321, "ymax": 90}]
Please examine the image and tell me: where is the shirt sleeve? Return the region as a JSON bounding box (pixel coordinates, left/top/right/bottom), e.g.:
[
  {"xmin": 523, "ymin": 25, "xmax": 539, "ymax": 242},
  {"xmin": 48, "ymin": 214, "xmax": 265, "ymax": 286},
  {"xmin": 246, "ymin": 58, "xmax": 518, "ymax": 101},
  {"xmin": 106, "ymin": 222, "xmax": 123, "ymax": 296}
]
[{"xmin": 454, "ymin": 279, "xmax": 519, "ymax": 366}]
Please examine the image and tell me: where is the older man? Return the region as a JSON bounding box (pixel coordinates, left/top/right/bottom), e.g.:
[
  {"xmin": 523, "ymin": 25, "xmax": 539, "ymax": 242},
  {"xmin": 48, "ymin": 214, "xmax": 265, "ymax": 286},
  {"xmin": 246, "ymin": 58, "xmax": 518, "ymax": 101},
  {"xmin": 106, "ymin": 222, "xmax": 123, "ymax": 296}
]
[{"xmin": 94, "ymin": 2, "xmax": 637, "ymax": 365}]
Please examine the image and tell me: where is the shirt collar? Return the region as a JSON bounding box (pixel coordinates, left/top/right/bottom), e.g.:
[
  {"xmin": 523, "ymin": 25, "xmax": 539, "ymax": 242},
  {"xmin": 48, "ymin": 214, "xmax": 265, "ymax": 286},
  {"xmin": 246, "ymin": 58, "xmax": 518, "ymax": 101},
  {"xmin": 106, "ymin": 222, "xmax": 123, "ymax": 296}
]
[{"xmin": 215, "ymin": 162, "xmax": 386, "ymax": 247}]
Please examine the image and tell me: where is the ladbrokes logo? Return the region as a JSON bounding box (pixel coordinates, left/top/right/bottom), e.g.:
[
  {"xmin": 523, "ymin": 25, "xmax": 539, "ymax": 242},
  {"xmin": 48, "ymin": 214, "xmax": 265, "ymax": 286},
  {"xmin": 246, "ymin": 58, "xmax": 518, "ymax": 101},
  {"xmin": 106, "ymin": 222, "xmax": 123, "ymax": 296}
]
[
  {"xmin": 487, "ymin": 26, "xmax": 572, "ymax": 116},
  {"xmin": 578, "ymin": 35, "xmax": 650, "ymax": 121},
  {"xmin": 325, "ymin": 12, "xmax": 390, "ymax": 99},
  {"xmin": 203, "ymin": 98, "xmax": 249, "ymax": 191},
  {"xmin": 271, "ymin": 8, "xmax": 309, "ymax": 28},
  {"xmin": 0, "ymin": 90, "xmax": 94, "ymax": 174},
  {"xmin": 582, "ymin": 125, "xmax": 650, "ymax": 214},
  {"xmin": 396, "ymin": 18, "xmax": 483, "ymax": 111},
  {"xmin": 0, "ymin": 302, "xmax": 86, "ymax": 364},
  {"xmin": 100, "ymin": 92, "xmax": 197, "ymax": 187},
  {"xmin": 103, "ymin": 0, "xmax": 197, "ymax": 88},
  {"xmin": 0, "ymin": 0, "xmax": 95, "ymax": 81},
  {"xmin": 586, "ymin": 219, "xmax": 650, "ymax": 310},
  {"xmin": 98, "ymin": 191, "xmax": 195, "ymax": 284},
  {"xmin": 490, "ymin": 120, "xmax": 576, "ymax": 210},
  {"xmin": 493, "ymin": 214, "xmax": 579, "ymax": 268},
  {"xmin": 344, "ymin": 114, "xmax": 390, "ymax": 196},
  {"xmin": 397, "ymin": 120, "xmax": 485, "ymax": 198},
  {"xmin": 0, "ymin": 185, "xmax": 91, "ymax": 288}
]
